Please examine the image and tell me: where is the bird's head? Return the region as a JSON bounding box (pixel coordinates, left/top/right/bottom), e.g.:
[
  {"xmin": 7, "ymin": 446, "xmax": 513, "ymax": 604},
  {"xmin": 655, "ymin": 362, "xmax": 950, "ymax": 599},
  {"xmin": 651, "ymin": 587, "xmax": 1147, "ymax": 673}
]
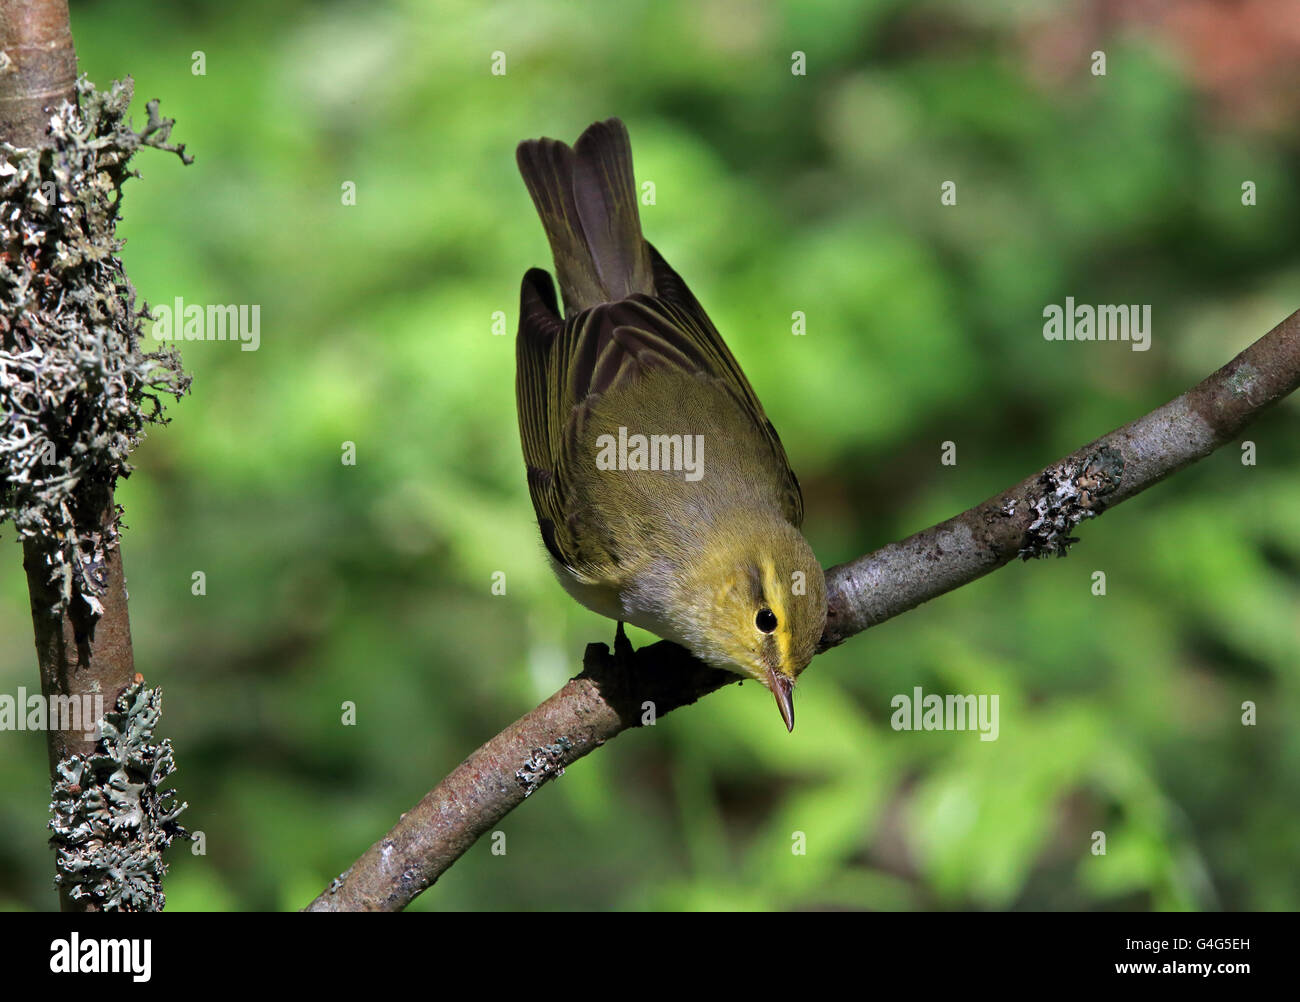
[{"xmin": 672, "ymin": 518, "xmax": 827, "ymax": 731}]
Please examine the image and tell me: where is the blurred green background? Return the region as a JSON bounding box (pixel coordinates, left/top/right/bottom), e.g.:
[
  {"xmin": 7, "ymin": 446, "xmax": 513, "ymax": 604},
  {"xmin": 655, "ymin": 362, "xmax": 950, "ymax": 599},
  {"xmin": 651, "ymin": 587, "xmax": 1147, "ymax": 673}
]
[{"xmin": 2, "ymin": 0, "xmax": 1298, "ymax": 911}]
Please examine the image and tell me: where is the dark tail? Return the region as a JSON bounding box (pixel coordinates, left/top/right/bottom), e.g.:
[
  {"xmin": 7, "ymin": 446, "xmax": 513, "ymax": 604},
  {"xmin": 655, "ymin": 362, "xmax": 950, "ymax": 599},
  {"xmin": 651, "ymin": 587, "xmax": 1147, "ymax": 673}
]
[{"xmin": 516, "ymin": 118, "xmax": 654, "ymax": 317}]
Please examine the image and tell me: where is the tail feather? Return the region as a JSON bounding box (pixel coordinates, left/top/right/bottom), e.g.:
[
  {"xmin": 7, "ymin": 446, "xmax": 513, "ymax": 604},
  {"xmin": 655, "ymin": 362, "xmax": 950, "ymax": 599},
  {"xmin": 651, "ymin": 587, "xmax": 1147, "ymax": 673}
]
[{"xmin": 517, "ymin": 118, "xmax": 653, "ymax": 316}]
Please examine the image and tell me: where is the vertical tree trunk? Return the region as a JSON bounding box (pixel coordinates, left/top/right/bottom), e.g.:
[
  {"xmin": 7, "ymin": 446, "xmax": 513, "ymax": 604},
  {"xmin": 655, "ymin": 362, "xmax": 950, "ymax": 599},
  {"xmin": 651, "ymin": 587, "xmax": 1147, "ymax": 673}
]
[
  {"xmin": 0, "ymin": 0, "xmax": 137, "ymax": 912},
  {"xmin": 0, "ymin": 1, "xmax": 76, "ymax": 142}
]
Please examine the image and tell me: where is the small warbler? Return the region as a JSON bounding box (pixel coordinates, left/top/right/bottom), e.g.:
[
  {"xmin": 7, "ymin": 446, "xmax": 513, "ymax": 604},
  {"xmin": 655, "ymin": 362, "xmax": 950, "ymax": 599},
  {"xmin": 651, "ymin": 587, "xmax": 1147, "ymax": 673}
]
[{"xmin": 514, "ymin": 118, "xmax": 826, "ymax": 731}]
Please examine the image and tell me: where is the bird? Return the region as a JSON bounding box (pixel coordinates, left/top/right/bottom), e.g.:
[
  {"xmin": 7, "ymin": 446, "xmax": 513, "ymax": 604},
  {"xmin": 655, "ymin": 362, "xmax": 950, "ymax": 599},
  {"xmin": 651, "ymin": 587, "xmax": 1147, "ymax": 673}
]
[{"xmin": 513, "ymin": 118, "xmax": 826, "ymax": 731}]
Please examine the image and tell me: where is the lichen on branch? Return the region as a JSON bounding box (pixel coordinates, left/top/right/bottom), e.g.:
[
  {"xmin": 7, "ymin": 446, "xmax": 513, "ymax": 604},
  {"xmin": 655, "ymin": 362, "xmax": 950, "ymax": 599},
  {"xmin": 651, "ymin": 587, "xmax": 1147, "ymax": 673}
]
[
  {"xmin": 1018, "ymin": 446, "xmax": 1125, "ymax": 559},
  {"xmin": 49, "ymin": 680, "xmax": 188, "ymax": 911},
  {"xmin": 0, "ymin": 76, "xmax": 192, "ymax": 614}
]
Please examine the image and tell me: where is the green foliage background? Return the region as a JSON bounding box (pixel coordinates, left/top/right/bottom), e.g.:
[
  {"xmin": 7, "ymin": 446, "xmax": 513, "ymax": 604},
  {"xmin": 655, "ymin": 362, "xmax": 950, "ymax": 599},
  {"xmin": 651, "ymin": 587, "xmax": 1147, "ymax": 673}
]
[{"xmin": 2, "ymin": 0, "xmax": 1297, "ymax": 911}]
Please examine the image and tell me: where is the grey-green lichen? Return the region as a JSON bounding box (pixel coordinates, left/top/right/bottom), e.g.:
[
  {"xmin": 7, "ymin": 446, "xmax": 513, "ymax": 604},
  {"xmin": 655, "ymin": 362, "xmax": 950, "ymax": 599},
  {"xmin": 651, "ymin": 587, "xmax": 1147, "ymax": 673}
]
[
  {"xmin": 1019, "ymin": 446, "xmax": 1125, "ymax": 559},
  {"xmin": 49, "ymin": 681, "xmax": 188, "ymax": 911},
  {"xmin": 0, "ymin": 76, "xmax": 192, "ymax": 614}
]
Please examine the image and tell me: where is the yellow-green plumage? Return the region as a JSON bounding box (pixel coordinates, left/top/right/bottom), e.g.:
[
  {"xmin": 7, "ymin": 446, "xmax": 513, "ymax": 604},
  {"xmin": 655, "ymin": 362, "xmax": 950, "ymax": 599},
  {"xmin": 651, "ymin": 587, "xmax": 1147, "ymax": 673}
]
[{"xmin": 515, "ymin": 119, "xmax": 826, "ymax": 730}]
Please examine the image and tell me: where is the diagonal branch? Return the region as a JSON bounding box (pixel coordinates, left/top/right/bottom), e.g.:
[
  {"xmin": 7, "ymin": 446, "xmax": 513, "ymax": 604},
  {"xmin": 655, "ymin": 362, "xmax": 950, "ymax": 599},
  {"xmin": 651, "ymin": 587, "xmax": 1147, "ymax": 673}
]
[
  {"xmin": 821, "ymin": 308, "xmax": 1300, "ymax": 645},
  {"xmin": 306, "ymin": 307, "xmax": 1300, "ymax": 912}
]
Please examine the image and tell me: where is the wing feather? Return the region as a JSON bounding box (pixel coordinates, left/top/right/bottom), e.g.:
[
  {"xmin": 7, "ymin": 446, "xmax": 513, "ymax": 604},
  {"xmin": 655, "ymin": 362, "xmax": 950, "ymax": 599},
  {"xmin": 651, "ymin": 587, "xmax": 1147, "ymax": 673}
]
[{"xmin": 515, "ymin": 247, "xmax": 804, "ymax": 576}]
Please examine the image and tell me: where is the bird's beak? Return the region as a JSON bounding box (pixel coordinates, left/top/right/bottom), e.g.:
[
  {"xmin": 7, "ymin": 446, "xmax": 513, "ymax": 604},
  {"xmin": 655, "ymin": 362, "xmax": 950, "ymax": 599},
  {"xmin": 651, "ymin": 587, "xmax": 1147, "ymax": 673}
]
[{"xmin": 768, "ymin": 669, "xmax": 795, "ymax": 732}]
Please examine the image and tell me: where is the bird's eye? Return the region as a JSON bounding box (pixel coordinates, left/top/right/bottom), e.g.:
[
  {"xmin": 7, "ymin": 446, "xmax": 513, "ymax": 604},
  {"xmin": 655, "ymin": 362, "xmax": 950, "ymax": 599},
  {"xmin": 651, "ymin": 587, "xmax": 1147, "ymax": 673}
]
[{"xmin": 755, "ymin": 608, "xmax": 778, "ymax": 633}]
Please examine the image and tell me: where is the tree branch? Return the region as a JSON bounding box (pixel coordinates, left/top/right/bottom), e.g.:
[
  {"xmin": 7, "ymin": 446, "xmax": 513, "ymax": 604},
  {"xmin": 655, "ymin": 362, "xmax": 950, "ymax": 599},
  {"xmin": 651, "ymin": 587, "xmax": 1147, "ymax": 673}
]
[
  {"xmin": 822, "ymin": 308, "xmax": 1300, "ymax": 645},
  {"xmin": 306, "ymin": 307, "xmax": 1300, "ymax": 912}
]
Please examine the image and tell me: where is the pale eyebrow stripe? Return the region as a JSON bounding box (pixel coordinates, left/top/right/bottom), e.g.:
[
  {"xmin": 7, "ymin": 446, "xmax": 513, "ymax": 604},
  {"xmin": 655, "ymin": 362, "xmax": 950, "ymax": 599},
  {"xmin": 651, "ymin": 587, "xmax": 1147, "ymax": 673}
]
[{"xmin": 760, "ymin": 557, "xmax": 791, "ymax": 671}]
